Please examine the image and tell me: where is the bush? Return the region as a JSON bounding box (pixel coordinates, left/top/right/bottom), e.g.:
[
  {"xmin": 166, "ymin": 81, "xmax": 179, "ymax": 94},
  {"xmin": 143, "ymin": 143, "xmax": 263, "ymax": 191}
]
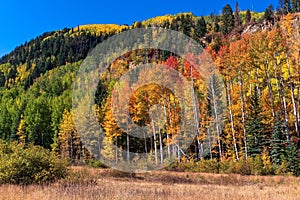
[
  {"xmin": 88, "ymin": 159, "xmax": 108, "ymax": 168},
  {"xmin": 234, "ymin": 159, "xmax": 252, "ymax": 175},
  {"xmin": 195, "ymin": 159, "xmax": 220, "ymax": 173},
  {"xmin": 0, "ymin": 141, "xmax": 68, "ymax": 184},
  {"xmin": 275, "ymin": 161, "xmax": 289, "ymax": 175}
]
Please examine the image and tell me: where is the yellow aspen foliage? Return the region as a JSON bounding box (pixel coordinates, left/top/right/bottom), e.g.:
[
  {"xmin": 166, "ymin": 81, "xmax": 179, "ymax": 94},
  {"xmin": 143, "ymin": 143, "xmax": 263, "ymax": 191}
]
[
  {"xmin": 16, "ymin": 115, "xmax": 26, "ymax": 143},
  {"xmin": 58, "ymin": 110, "xmax": 82, "ymax": 161}
]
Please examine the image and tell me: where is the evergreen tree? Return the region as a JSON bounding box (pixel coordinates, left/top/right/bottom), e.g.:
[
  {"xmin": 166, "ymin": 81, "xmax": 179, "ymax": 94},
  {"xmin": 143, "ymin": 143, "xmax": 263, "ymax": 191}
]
[
  {"xmin": 234, "ymin": 2, "xmax": 241, "ymax": 27},
  {"xmin": 284, "ymin": 143, "xmax": 300, "ymax": 176},
  {"xmin": 0, "ymin": 104, "xmax": 12, "ymax": 140},
  {"xmin": 246, "ymin": 87, "xmax": 264, "ymax": 157},
  {"xmin": 221, "ymin": 4, "xmax": 234, "ymax": 35},
  {"xmin": 264, "ymin": 4, "xmax": 274, "ymax": 22},
  {"xmin": 246, "ymin": 9, "xmax": 252, "ymax": 23},
  {"xmin": 0, "ymin": 72, "xmax": 5, "ymax": 87},
  {"xmin": 270, "ymin": 114, "xmax": 286, "ymax": 165},
  {"xmin": 213, "ymin": 15, "xmax": 220, "ymax": 33},
  {"xmin": 291, "ymin": 0, "xmax": 300, "ymax": 12},
  {"xmin": 194, "ymin": 17, "xmax": 207, "ymax": 40},
  {"xmin": 284, "ymin": 0, "xmax": 292, "ymax": 14},
  {"xmin": 279, "ymin": 0, "xmax": 284, "ymax": 12}
]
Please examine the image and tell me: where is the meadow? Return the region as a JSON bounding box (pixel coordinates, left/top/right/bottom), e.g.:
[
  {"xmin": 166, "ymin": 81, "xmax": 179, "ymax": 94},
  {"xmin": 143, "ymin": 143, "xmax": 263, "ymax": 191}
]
[{"xmin": 0, "ymin": 167, "xmax": 299, "ymax": 200}]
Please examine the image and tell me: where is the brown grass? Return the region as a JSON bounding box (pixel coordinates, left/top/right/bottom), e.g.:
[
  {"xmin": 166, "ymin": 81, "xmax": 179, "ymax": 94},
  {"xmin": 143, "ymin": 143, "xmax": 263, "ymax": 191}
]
[{"xmin": 0, "ymin": 166, "xmax": 299, "ymax": 200}]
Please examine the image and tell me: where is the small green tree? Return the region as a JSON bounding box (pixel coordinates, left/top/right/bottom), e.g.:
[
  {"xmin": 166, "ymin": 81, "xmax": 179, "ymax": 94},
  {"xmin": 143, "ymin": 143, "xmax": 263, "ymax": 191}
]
[{"xmin": 284, "ymin": 143, "xmax": 300, "ymax": 176}]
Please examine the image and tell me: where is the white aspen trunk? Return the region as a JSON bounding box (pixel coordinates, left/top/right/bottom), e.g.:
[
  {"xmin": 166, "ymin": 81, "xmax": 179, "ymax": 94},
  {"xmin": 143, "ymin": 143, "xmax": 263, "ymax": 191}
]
[
  {"xmin": 255, "ymin": 68, "xmax": 261, "ymax": 97},
  {"xmin": 152, "ymin": 120, "xmax": 158, "ymax": 165},
  {"xmin": 228, "ymin": 82, "xmax": 239, "ymax": 161},
  {"xmin": 210, "ymin": 77, "xmax": 222, "ymax": 159},
  {"xmin": 163, "ymin": 102, "xmax": 171, "ymax": 159},
  {"xmin": 144, "ymin": 131, "xmax": 148, "ymax": 156},
  {"xmin": 115, "ymin": 139, "xmax": 118, "ymax": 165},
  {"xmin": 280, "ymin": 78, "xmax": 290, "ymax": 143},
  {"xmin": 265, "ymin": 61, "xmax": 276, "ymax": 123},
  {"xmin": 191, "ymin": 79, "xmax": 201, "ymax": 159},
  {"xmin": 287, "ymin": 55, "xmax": 300, "ymax": 137},
  {"xmin": 207, "ymin": 127, "xmax": 213, "ymax": 160},
  {"xmin": 239, "ymin": 72, "xmax": 248, "ymax": 160},
  {"xmin": 127, "ymin": 132, "xmax": 130, "ymax": 162},
  {"xmin": 274, "ymin": 62, "xmax": 290, "ymax": 143},
  {"xmin": 159, "ymin": 126, "xmax": 164, "ymax": 164},
  {"xmin": 177, "ymin": 143, "xmax": 180, "ymax": 162}
]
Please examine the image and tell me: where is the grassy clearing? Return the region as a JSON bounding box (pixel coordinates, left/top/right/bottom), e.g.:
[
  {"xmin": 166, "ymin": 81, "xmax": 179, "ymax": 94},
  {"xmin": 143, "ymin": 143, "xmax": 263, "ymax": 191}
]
[{"xmin": 0, "ymin": 166, "xmax": 299, "ymax": 200}]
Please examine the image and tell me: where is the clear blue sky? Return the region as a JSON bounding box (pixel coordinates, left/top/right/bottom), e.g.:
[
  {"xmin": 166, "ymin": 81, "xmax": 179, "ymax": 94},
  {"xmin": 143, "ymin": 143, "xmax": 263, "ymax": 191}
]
[{"xmin": 0, "ymin": 0, "xmax": 278, "ymax": 57}]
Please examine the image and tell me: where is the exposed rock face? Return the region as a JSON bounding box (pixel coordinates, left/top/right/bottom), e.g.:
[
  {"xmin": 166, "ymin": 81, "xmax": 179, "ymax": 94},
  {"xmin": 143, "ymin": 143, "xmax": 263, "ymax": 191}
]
[{"xmin": 242, "ymin": 21, "xmax": 274, "ymax": 35}]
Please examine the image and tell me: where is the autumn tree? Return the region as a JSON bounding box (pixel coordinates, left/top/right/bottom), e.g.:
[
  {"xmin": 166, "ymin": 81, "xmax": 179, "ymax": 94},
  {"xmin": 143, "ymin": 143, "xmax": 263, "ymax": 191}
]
[{"xmin": 58, "ymin": 110, "xmax": 82, "ymax": 162}]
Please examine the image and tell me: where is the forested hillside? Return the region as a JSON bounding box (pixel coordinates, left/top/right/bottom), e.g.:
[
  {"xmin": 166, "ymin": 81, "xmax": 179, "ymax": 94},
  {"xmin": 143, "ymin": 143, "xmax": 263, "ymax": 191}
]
[{"xmin": 1, "ymin": 2, "xmax": 300, "ymax": 176}]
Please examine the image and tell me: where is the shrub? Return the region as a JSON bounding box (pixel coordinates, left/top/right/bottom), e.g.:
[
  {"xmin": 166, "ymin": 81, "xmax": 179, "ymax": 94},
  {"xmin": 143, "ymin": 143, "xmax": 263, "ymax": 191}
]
[
  {"xmin": 0, "ymin": 141, "xmax": 68, "ymax": 184},
  {"xmin": 250, "ymin": 156, "xmax": 264, "ymax": 175},
  {"xmin": 88, "ymin": 159, "xmax": 108, "ymax": 168},
  {"xmin": 275, "ymin": 160, "xmax": 289, "ymax": 175},
  {"xmin": 194, "ymin": 159, "xmax": 220, "ymax": 173},
  {"xmin": 235, "ymin": 159, "xmax": 252, "ymax": 175}
]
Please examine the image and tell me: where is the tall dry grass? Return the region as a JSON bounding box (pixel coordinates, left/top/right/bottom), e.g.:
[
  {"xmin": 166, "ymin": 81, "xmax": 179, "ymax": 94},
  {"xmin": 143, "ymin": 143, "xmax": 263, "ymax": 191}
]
[{"xmin": 0, "ymin": 166, "xmax": 299, "ymax": 200}]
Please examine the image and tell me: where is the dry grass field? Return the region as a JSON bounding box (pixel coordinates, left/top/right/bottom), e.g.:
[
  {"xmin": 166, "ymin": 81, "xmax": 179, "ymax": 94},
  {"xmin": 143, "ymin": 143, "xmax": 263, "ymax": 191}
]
[{"xmin": 0, "ymin": 166, "xmax": 299, "ymax": 200}]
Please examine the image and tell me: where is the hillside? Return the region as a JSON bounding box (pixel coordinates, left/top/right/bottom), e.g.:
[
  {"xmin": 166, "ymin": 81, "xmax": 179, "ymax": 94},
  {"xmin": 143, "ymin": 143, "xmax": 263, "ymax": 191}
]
[{"xmin": 0, "ymin": 6, "xmax": 300, "ymax": 178}]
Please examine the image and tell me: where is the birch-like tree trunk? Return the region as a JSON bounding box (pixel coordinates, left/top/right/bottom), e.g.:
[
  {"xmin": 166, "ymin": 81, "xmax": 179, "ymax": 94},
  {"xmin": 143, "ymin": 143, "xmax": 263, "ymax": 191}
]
[
  {"xmin": 209, "ymin": 76, "xmax": 222, "ymax": 159},
  {"xmin": 151, "ymin": 120, "xmax": 158, "ymax": 165},
  {"xmin": 238, "ymin": 71, "xmax": 248, "ymax": 159},
  {"xmin": 227, "ymin": 81, "xmax": 239, "ymax": 161}
]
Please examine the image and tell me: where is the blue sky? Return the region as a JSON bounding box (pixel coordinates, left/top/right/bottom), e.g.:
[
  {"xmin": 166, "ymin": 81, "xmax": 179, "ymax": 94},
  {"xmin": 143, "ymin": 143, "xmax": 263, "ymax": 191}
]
[{"xmin": 0, "ymin": 0, "xmax": 278, "ymax": 57}]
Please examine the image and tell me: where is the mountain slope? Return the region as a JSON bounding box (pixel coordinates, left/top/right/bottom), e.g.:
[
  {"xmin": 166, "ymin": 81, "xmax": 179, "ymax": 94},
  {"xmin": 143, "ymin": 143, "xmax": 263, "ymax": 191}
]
[{"xmin": 0, "ymin": 11, "xmax": 300, "ymax": 176}]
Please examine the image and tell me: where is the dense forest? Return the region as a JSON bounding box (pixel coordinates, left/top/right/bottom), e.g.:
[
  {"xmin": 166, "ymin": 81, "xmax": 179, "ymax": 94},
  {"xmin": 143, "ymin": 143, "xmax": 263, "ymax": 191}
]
[{"xmin": 1, "ymin": 1, "xmax": 300, "ymax": 176}]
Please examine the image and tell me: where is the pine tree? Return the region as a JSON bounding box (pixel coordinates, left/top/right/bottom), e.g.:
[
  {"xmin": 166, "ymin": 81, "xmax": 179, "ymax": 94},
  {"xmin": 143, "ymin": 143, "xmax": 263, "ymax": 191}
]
[
  {"xmin": 284, "ymin": 0, "xmax": 292, "ymax": 14},
  {"xmin": 221, "ymin": 4, "xmax": 234, "ymax": 35},
  {"xmin": 279, "ymin": 0, "xmax": 284, "ymax": 11},
  {"xmin": 246, "ymin": 87, "xmax": 264, "ymax": 157},
  {"xmin": 264, "ymin": 4, "xmax": 274, "ymax": 22},
  {"xmin": 246, "ymin": 9, "xmax": 251, "ymax": 24},
  {"xmin": 234, "ymin": 2, "xmax": 241, "ymax": 28},
  {"xmin": 270, "ymin": 114, "xmax": 286, "ymax": 165},
  {"xmin": 284, "ymin": 143, "xmax": 300, "ymax": 176},
  {"xmin": 194, "ymin": 17, "xmax": 207, "ymax": 41},
  {"xmin": 213, "ymin": 15, "xmax": 220, "ymax": 33},
  {"xmin": 291, "ymin": 0, "xmax": 300, "ymax": 12}
]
